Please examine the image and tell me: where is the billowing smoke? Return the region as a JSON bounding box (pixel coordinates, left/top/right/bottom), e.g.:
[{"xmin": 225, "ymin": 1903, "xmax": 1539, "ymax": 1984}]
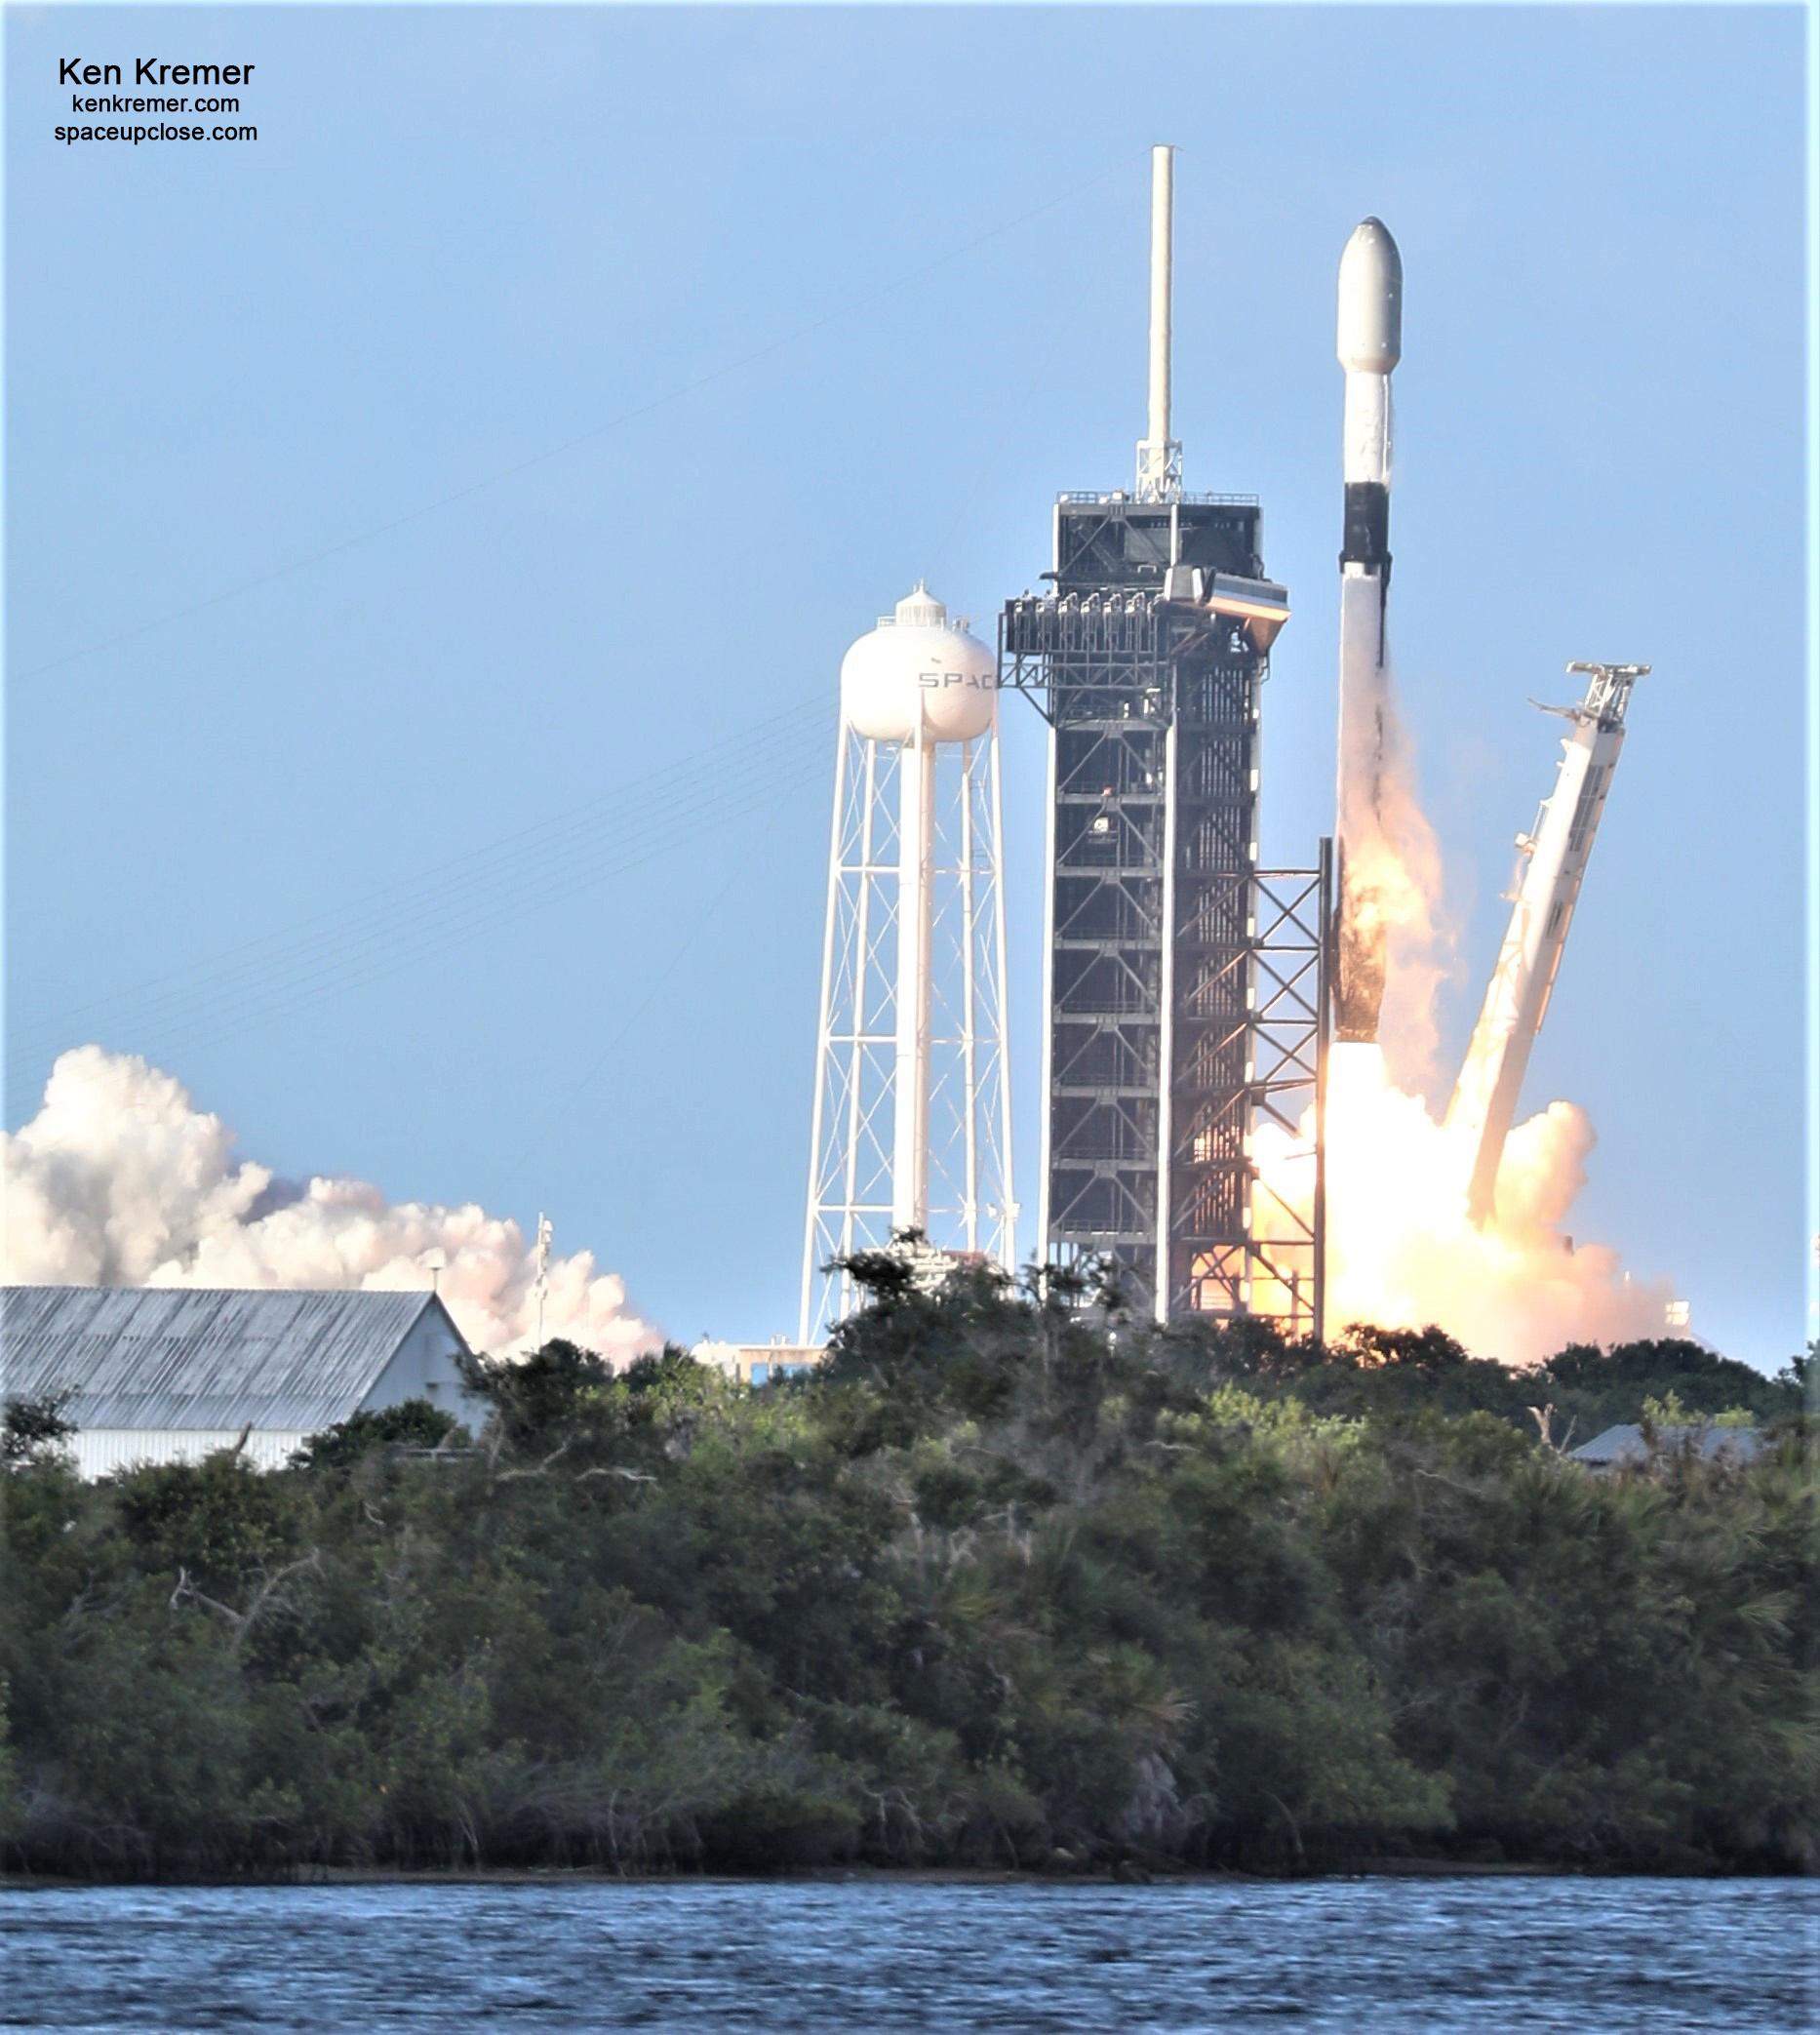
[
  {"xmin": 1256, "ymin": 1049, "xmax": 1669, "ymax": 1368},
  {"xmin": 1263, "ymin": 659, "xmax": 1672, "ymax": 1368},
  {"xmin": 2, "ymin": 1047, "xmax": 661, "ymax": 1362},
  {"xmin": 1333, "ymin": 624, "xmax": 1455, "ymax": 1095}
]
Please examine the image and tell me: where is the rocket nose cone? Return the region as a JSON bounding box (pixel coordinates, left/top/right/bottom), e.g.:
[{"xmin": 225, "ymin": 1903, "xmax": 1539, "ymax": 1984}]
[{"xmin": 1337, "ymin": 218, "xmax": 1403, "ymax": 373}]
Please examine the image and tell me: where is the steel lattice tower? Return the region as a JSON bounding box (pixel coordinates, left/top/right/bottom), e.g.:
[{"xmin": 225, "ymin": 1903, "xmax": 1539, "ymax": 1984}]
[
  {"xmin": 1002, "ymin": 146, "xmax": 1310, "ymax": 1327},
  {"xmin": 800, "ymin": 585, "xmax": 1015, "ymax": 1340},
  {"xmin": 1005, "ymin": 502, "xmax": 1288, "ymax": 1321}
]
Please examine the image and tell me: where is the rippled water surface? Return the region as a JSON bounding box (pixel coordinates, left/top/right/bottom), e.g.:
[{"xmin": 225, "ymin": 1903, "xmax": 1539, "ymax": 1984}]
[{"xmin": 2, "ymin": 1878, "xmax": 1815, "ymax": 2031}]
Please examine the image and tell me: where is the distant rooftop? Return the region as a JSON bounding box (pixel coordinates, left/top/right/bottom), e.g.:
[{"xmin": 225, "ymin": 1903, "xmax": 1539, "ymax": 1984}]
[
  {"xmin": 1, "ymin": 1285, "xmax": 466, "ymax": 1433},
  {"xmin": 1057, "ymin": 490, "xmax": 1259, "ymax": 507},
  {"xmin": 1569, "ymin": 1422, "xmax": 1762, "ymax": 1469}
]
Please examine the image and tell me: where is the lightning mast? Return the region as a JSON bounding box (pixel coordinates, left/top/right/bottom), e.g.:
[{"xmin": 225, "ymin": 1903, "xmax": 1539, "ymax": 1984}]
[
  {"xmin": 1134, "ymin": 144, "xmax": 1182, "ymax": 503},
  {"xmin": 1446, "ymin": 662, "xmax": 1647, "ymax": 1223}
]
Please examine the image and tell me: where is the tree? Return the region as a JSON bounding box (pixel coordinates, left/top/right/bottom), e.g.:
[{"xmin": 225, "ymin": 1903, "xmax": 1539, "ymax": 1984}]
[
  {"xmin": 289, "ymin": 1398, "xmax": 462, "ymax": 1471},
  {"xmin": 3, "ymin": 1392, "xmax": 77, "ymax": 1471}
]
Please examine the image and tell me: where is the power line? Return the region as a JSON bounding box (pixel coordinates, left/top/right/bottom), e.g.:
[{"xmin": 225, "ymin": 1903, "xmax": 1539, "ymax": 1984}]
[
  {"xmin": 495, "ymin": 854, "xmax": 757, "ymax": 1201},
  {"xmin": 38, "ymin": 744, "xmax": 829, "ymax": 1070},
  {"xmin": 14, "ymin": 151, "xmax": 1142, "ymax": 687},
  {"xmin": 12, "ymin": 696, "xmax": 829, "ymax": 1058}
]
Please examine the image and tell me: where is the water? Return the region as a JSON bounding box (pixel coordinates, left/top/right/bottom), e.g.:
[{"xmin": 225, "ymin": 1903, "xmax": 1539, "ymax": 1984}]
[{"xmin": 1, "ymin": 1878, "xmax": 1814, "ymax": 2031}]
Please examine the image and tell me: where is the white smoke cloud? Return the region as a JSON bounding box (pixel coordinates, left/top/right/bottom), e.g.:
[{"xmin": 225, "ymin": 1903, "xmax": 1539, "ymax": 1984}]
[
  {"xmin": 1278, "ymin": 640, "xmax": 1676, "ymax": 1368},
  {"xmin": 2, "ymin": 1046, "xmax": 662, "ymax": 1362},
  {"xmin": 1335, "ymin": 624, "xmax": 1459, "ymax": 1097},
  {"xmin": 1257, "ymin": 1048, "xmax": 1670, "ymax": 1368}
]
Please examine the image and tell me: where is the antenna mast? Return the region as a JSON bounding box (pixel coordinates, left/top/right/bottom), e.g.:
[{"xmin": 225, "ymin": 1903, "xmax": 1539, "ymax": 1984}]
[{"xmin": 1135, "ymin": 144, "xmax": 1183, "ymax": 502}]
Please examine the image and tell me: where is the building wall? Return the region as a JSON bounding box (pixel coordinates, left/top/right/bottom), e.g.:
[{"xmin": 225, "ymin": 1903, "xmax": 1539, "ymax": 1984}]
[
  {"xmin": 50, "ymin": 1298, "xmax": 480, "ymax": 1477},
  {"xmin": 692, "ymin": 1339, "xmax": 826, "ymax": 1385},
  {"xmin": 358, "ymin": 1304, "xmax": 484, "ymax": 1428},
  {"xmin": 68, "ymin": 1428, "xmax": 311, "ymax": 1479}
]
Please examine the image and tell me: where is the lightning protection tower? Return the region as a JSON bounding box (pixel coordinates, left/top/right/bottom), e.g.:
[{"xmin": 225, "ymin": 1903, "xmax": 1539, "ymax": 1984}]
[
  {"xmin": 800, "ymin": 583, "xmax": 1016, "ymax": 1340},
  {"xmin": 1003, "ymin": 145, "xmax": 1312, "ymax": 1328}
]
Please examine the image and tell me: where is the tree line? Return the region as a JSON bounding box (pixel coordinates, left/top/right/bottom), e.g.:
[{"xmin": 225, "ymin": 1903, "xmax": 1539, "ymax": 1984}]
[{"xmin": 2, "ymin": 1267, "xmax": 1812, "ymax": 1879}]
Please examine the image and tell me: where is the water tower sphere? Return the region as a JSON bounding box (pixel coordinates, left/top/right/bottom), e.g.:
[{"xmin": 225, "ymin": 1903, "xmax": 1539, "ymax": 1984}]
[{"xmin": 840, "ymin": 582, "xmax": 997, "ymax": 744}]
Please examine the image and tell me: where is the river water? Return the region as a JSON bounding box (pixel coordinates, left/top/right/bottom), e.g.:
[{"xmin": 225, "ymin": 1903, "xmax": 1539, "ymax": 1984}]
[{"xmin": 1, "ymin": 1878, "xmax": 1814, "ymax": 2031}]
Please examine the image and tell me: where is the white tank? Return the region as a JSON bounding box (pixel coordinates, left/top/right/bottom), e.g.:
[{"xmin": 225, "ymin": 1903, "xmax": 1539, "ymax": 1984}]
[
  {"xmin": 840, "ymin": 582, "xmax": 997, "ymax": 744},
  {"xmin": 1337, "ymin": 218, "xmax": 1403, "ymax": 375}
]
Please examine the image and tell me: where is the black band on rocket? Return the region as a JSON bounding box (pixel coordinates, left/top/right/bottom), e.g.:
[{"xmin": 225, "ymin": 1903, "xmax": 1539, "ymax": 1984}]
[{"xmin": 1341, "ymin": 482, "xmax": 1390, "ymax": 570}]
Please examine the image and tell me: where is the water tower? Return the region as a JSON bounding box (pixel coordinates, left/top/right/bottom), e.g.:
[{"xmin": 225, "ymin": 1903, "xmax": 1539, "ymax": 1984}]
[{"xmin": 800, "ymin": 583, "xmax": 1015, "ymax": 1339}]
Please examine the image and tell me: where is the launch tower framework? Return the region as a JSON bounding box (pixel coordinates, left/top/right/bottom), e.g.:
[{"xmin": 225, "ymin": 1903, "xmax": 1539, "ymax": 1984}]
[{"xmin": 1004, "ymin": 495, "xmax": 1325, "ymax": 1334}]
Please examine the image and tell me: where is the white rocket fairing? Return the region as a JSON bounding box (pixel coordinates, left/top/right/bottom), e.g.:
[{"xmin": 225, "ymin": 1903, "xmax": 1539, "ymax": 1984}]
[
  {"xmin": 1446, "ymin": 663, "xmax": 1645, "ymax": 1225},
  {"xmin": 1333, "ymin": 218, "xmax": 1404, "ymax": 1041}
]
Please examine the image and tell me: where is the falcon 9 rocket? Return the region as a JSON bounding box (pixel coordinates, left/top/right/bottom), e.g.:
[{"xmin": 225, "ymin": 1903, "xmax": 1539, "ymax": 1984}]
[{"xmin": 1332, "ymin": 218, "xmax": 1404, "ymax": 1042}]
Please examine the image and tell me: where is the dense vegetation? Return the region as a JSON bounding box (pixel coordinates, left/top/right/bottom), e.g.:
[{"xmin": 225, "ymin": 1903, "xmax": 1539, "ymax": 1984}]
[{"xmin": 2, "ymin": 1267, "xmax": 1812, "ymax": 1880}]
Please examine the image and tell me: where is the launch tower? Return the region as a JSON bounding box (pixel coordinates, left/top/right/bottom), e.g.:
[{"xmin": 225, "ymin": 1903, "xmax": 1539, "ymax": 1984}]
[{"xmin": 1003, "ymin": 148, "xmax": 1313, "ymax": 1326}]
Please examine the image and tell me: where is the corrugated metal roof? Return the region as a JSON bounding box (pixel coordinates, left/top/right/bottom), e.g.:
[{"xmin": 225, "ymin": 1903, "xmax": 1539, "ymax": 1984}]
[
  {"xmin": 1570, "ymin": 1421, "xmax": 1761, "ymax": 1466},
  {"xmin": 0, "ymin": 1287, "xmax": 462, "ymax": 1432}
]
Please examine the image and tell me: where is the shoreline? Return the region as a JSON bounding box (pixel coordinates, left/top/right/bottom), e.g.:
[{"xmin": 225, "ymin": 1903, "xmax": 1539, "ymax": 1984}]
[{"xmin": 11, "ymin": 1858, "xmax": 1705, "ymax": 1892}]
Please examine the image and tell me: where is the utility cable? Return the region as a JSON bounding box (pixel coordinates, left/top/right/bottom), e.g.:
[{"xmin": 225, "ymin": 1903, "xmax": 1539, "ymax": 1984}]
[
  {"xmin": 18, "ymin": 721, "xmax": 822, "ymax": 1054},
  {"xmin": 14, "ymin": 150, "xmax": 1144, "ymax": 686},
  {"xmin": 87, "ymin": 744, "xmax": 828, "ymax": 1065},
  {"xmin": 12, "ymin": 696, "xmax": 829, "ymax": 1057},
  {"xmin": 495, "ymin": 852, "xmax": 757, "ymax": 1203},
  {"xmin": 116, "ymin": 748, "xmax": 830, "ymax": 1068}
]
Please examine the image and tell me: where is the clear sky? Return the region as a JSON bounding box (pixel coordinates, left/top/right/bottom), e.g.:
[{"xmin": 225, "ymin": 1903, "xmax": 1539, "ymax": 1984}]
[{"xmin": 5, "ymin": 5, "xmax": 1809, "ymax": 1370}]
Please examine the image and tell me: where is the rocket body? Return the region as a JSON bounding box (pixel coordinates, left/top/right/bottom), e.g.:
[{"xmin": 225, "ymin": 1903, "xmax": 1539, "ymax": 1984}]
[{"xmin": 1333, "ymin": 219, "xmax": 1403, "ymax": 1042}]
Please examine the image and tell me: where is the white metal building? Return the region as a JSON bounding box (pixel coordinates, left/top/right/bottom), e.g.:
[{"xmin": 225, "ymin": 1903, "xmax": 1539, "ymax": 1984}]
[
  {"xmin": 0, "ymin": 1286, "xmax": 478, "ymax": 1477},
  {"xmin": 692, "ymin": 1337, "xmax": 826, "ymax": 1385}
]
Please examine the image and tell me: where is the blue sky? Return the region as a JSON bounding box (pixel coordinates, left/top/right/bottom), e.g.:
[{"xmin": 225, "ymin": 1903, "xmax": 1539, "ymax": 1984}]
[{"xmin": 5, "ymin": 5, "xmax": 1808, "ymax": 1369}]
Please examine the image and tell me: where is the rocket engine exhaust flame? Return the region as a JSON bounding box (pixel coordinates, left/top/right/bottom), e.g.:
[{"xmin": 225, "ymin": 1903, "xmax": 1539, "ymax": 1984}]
[
  {"xmin": 1255, "ymin": 1044, "xmax": 1671, "ymax": 1367},
  {"xmin": 1256, "ymin": 683, "xmax": 1670, "ymax": 1366},
  {"xmin": 1, "ymin": 1046, "xmax": 662, "ymax": 1362},
  {"xmin": 1332, "ymin": 610, "xmax": 1451, "ymax": 1088}
]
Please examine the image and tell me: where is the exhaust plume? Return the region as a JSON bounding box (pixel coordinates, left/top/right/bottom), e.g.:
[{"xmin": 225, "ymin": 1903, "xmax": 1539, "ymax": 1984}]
[
  {"xmin": 2, "ymin": 1046, "xmax": 661, "ymax": 1362},
  {"xmin": 1263, "ymin": 660, "xmax": 1671, "ymax": 1368},
  {"xmin": 1333, "ymin": 642, "xmax": 1452, "ymax": 1094},
  {"xmin": 1257, "ymin": 1048, "xmax": 1669, "ymax": 1367}
]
